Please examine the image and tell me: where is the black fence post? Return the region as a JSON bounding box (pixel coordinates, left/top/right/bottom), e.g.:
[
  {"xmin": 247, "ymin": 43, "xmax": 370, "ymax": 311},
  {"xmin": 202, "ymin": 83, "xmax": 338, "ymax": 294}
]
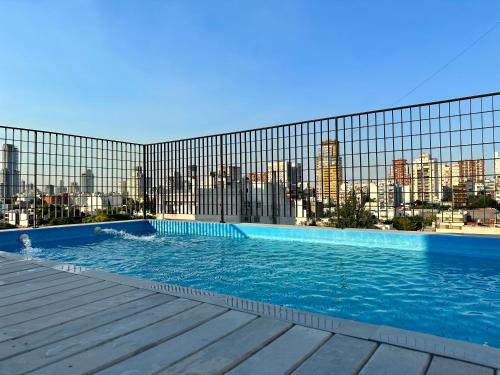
[
  {"xmin": 143, "ymin": 144, "xmax": 147, "ymax": 219},
  {"xmin": 220, "ymin": 135, "xmax": 225, "ymax": 223},
  {"xmin": 33, "ymin": 131, "xmax": 38, "ymax": 228}
]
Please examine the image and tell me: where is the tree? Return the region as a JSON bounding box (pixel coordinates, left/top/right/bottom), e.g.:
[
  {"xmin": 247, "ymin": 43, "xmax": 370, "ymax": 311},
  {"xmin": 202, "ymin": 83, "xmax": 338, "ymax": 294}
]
[
  {"xmin": 467, "ymin": 194, "xmax": 499, "ymax": 210},
  {"xmin": 333, "ymin": 191, "xmax": 377, "ymax": 229},
  {"xmin": 392, "ymin": 214, "xmax": 435, "ymax": 231}
]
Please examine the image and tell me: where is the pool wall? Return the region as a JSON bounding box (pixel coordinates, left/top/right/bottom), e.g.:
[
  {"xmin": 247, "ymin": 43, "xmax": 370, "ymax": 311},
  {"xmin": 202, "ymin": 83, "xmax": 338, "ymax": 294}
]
[
  {"xmin": 1, "ymin": 219, "xmax": 499, "ymax": 259},
  {"xmin": 150, "ymin": 219, "xmax": 500, "ymax": 258},
  {"xmin": 0, "ymin": 220, "xmax": 153, "ymax": 251}
]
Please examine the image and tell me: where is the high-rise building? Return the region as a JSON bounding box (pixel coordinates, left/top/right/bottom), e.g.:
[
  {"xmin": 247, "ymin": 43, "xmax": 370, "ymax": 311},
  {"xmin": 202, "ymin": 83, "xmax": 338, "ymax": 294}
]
[
  {"xmin": 451, "ymin": 159, "xmax": 485, "ymax": 186},
  {"xmin": 127, "ymin": 166, "xmax": 144, "ymax": 200},
  {"xmin": 68, "ymin": 181, "xmax": 80, "ymax": 194},
  {"xmin": 412, "ymin": 153, "xmax": 440, "ymax": 203},
  {"xmin": 81, "ymin": 169, "xmax": 95, "ymax": 194},
  {"xmin": 390, "ymin": 159, "xmax": 411, "ymax": 185},
  {"xmin": 266, "ymin": 161, "xmax": 303, "ymax": 189},
  {"xmin": 217, "ymin": 165, "xmax": 241, "ymax": 184},
  {"xmin": 56, "ymin": 179, "xmax": 66, "ymax": 194},
  {"xmin": 315, "ymin": 140, "xmax": 343, "ymax": 203},
  {"xmin": 44, "ymin": 184, "xmax": 55, "ymax": 195},
  {"xmin": 247, "ymin": 172, "xmax": 268, "ymax": 183},
  {"xmin": 119, "ymin": 180, "xmax": 128, "ymax": 196},
  {"xmin": 494, "ymin": 152, "xmax": 500, "ymax": 180},
  {"xmin": 0, "ymin": 144, "xmax": 21, "ymax": 198}
]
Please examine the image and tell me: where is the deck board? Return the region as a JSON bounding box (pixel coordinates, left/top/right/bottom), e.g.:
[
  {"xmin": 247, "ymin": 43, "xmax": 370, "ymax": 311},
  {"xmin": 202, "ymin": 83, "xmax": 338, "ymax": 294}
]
[
  {"xmin": 358, "ymin": 344, "xmax": 431, "ymax": 375},
  {"xmin": 0, "ymin": 288, "xmax": 152, "ymax": 342},
  {"xmin": 0, "ymin": 282, "xmax": 125, "ymax": 328},
  {"xmin": 0, "ymin": 278, "xmax": 108, "ymax": 317},
  {"xmin": 0, "ymin": 272, "xmax": 81, "ymax": 298},
  {"xmin": 0, "ymin": 255, "xmax": 498, "ymax": 375},
  {"xmin": 0, "ymin": 261, "xmax": 40, "ymax": 275},
  {"xmin": 292, "ymin": 334, "xmax": 378, "ymax": 375},
  {"xmin": 0, "ymin": 275, "xmax": 95, "ymax": 307},
  {"xmin": 226, "ymin": 325, "xmax": 331, "ymax": 375},
  {"xmin": 27, "ymin": 303, "xmax": 226, "ymax": 374},
  {"xmin": 0, "ymin": 293, "xmax": 168, "ymax": 361},
  {"xmin": 159, "ymin": 317, "xmax": 291, "ymax": 375},
  {"xmin": 0, "ymin": 268, "xmax": 65, "ymax": 286},
  {"xmin": 98, "ymin": 310, "xmax": 258, "ymax": 375},
  {"xmin": 426, "ymin": 357, "xmax": 495, "ymax": 375}
]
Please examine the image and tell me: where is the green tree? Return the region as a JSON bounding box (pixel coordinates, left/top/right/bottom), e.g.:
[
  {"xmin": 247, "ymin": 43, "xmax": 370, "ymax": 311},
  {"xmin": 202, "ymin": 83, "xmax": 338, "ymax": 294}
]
[
  {"xmin": 467, "ymin": 194, "xmax": 498, "ymax": 209},
  {"xmin": 392, "ymin": 216, "xmax": 422, "ymax": 231},
  {"xmin": 334, "ymin": 192, "xmax": 377, "ymax": 229},
  {"xmin": 391, "ymin": 214, "xmax": 435, "ymax": 231}
]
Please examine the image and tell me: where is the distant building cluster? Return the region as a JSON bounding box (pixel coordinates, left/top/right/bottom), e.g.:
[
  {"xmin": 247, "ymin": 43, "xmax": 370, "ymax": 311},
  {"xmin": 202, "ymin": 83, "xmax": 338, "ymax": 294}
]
[
  {"xmin": 0, "ymin": 143, "xmax": 144, "ymax": 227},
  {"xmin": 1, "ymin": 139, "xmax": 500, "ymax": 230}
]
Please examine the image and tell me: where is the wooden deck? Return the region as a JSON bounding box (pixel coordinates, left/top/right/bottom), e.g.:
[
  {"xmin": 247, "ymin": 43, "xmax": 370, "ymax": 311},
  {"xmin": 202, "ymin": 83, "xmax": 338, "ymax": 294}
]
[{"xmin": 0, "ymin": 252, "xmax": 498, "ymax": 375}]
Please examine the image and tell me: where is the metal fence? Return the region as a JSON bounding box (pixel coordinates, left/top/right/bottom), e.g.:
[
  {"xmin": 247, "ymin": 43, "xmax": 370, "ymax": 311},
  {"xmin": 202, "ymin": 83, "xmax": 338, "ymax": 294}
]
[
  {"xmin": 2, "ymin": 91, "xmax": 499, "ymax": 229},
  {"xmin": 0, "ymin": 126, "xmax": 144, "ymax": 227},
  {"xmin": 145, "ymin": 91, "xmax": 500, "ymax": 229}
]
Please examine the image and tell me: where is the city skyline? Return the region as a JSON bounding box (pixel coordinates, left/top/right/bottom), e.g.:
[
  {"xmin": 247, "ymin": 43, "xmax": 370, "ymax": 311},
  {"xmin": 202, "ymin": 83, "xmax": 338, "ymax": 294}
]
[{"xmin": 2, "ymin": 140, "xmax": 500, "ymax": 198}]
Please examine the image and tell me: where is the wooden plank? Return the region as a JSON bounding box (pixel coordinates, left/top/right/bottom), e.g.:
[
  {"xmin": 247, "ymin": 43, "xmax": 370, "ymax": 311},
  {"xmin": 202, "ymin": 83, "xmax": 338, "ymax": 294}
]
[
  {"xmin": 359, "ymin": 344, "xmax": 430, "ymax": 375},
  {"xmin": 0, "ymin": 287, "xmax": 154, "ymax": 342},
  {"xmin": 25, "ymin": 303, "xmax": 225, "ymax": 374},
  {"xmin": 226, "ymin": 325, "xmax": 331, "ymax": 375},
  {"xmin": 98, "ymin": 310, "xmax": 261, "ymax": 375},
  {"xmin": 0, "ymin": 259, "xmax": 24, "ymax": 269},
  {"xmin": 0, "ymin": 260, "xmax": 25, "ymax": 268},
  {"xmin": 292, "ymin": 334, "xmax": 377, "ymax": 375},
  {"xmin": 0, "ymin": 274, "xmax": 90, "ymax": 306},
  {"xmin": 159, "ymin": 316, "xmax": 292, "ymax": 375},
  {"xmin": 0, "ymin": 278, "xmax": 107, "ymax": 317},
  {"xmin": 0, "ymin": 260, "xmax": 27, "ymax": 270},
  {"xmin": 0, "ymin": 265, "xmax": 47, "ymax": 279},
  {"xmin": 0, "ymin": 268, "xmax": 63, "ymax": 286},
  {"xmin": 0, "ymin": 281, "xmax": 122, "ymax": 329},
  {"xmin": 0, "ymin": 272, "xmax": 77, "ymax": 299},
  {"xmin": 1, "ymin": 298, "xmax": 200, "ymax": 373},
  {"xmin": 0, "ymin": 293, "xmax": 169, "ymax": 361},
  {"xmin": 426, "ymin": 356, "xmax": 494, "ymax": 375},
  {"xmin": 0, "ymin": 261, "xmax": 41, "ymax": 275}
]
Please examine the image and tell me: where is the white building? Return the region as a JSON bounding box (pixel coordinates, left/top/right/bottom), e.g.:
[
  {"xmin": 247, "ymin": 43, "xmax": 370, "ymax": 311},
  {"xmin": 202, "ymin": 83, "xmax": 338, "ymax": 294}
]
[
  {"xmin": 412, "ymin": 153, "xmax": 441, "ymax": 203},
  {"xmin": 127, "ymin": 166, "xmax": 144, "ymax": 201},
  {"xmin": 76, "ymin": 193, "xmax": 123, "ymax": 214}
]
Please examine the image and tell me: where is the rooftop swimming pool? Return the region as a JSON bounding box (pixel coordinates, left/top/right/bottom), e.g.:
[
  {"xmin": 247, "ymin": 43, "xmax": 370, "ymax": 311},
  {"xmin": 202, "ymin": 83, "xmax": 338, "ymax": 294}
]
[{"xmin": 1, "ymin": 220, "xmax": 500, "ymax": 348}]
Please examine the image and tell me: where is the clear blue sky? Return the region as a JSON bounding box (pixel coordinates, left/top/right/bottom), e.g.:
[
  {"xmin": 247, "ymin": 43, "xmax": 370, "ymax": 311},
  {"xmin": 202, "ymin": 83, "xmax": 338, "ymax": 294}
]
[{"xmin": 0, "ymin": 1, "xmax": 499, "ymax": 143}]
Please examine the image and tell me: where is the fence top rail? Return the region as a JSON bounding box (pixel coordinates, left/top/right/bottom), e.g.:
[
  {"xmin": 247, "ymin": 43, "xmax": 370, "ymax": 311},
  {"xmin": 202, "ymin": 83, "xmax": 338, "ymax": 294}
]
[
  {"xmin": 147, "ymin": 90, "xmax": 500, "ymax": 145},
  {"xmin": 0, "ymin": 124, "xmax": 143, "ymax": 146}
]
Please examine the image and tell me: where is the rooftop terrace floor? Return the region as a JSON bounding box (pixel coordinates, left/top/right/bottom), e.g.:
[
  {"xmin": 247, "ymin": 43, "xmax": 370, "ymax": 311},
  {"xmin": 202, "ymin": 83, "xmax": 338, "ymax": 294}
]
[{"xmin": 0, "ymin": 251, "xmax": 498, "ymax": 375}]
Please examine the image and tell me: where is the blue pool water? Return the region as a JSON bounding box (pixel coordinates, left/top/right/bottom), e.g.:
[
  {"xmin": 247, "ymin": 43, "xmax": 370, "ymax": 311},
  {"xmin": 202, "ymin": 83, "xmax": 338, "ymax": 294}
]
[{"xmin": 7, "ymin": 224, "xmax": 500, "ymax": 348}]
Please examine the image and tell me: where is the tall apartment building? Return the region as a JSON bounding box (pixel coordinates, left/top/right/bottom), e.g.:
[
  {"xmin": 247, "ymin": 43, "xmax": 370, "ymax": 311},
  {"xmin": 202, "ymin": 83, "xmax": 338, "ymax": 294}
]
[
  {"xmin": 68, "ymin": 181, "xmax": 80, "ymax": 194},
  {"xmin": 127, "ymin": 166, "xmax": 144, "ymax": 200},
  {"xmin": 451, "ymin": 159, "xmax": 485, "ymax": 186},
  {"xmin": 44, "ymin": 184, "xmax": 55, "ymax": 196},
  {"xmin": 495, "ymin": 152, "xmax": 500, "ymax": 180},
  {"xmin": 56, "ymin": 179, "xmax": 66, "ymax": 194},
  {"xmin": 266, "ymin": 161, "xmax": 303, "ymax": 190},
  {"xmin": 0, "ymin": 144, "xmax": 21, "ymax": 198},
  {"xmin": 81, "ymin": 169, "xmax": 95, "ymax": 194},
  {"xmin": 315, "ymin": 140, "xmax": 343, "ymax": 204},
  {"xmin": 390, "ymin": 159, "xmax": 411, "ymax": 185},
  {"xmin": 412, "ymin": 153, "xmax": 440, "ymax": 203}
]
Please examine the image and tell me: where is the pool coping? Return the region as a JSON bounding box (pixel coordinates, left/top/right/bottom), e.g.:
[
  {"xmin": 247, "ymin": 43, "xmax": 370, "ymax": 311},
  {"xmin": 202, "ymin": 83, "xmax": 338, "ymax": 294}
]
[{"xmin": 1, "ymin": 250, "xmax": 499, "ymax": 370}]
